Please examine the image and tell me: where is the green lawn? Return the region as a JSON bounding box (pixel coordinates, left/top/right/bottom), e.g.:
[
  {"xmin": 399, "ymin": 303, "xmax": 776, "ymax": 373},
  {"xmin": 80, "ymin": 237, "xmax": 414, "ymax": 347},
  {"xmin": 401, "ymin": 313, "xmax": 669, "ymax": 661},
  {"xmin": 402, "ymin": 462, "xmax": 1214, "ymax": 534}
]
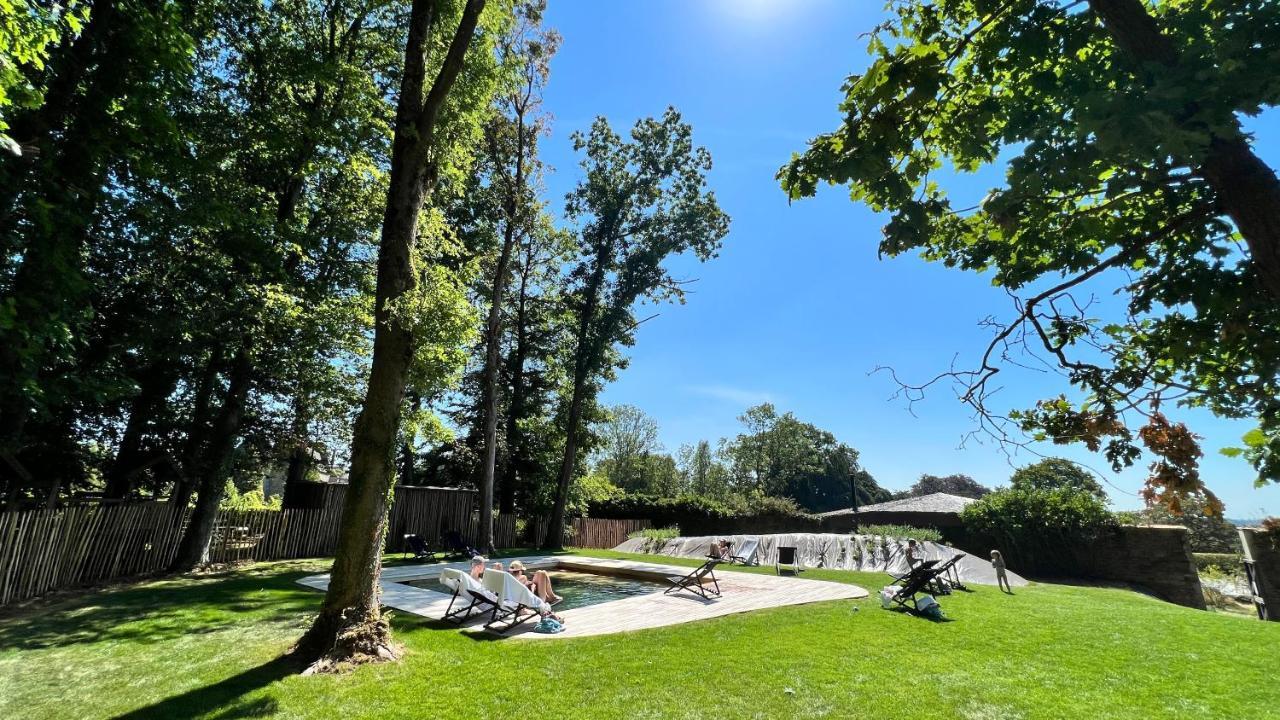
[{"xmin": 2, "ymin": 550, "xmax": 1277, "ymax": 719}]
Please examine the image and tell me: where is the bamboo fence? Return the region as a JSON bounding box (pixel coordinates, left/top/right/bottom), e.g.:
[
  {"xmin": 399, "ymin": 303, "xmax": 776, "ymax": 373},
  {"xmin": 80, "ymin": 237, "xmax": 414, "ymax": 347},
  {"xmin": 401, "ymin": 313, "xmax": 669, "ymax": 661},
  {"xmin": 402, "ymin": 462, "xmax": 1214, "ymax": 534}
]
[{"xmin": 0, "ymin": 485, "xmax": 521, "ymax": 606}]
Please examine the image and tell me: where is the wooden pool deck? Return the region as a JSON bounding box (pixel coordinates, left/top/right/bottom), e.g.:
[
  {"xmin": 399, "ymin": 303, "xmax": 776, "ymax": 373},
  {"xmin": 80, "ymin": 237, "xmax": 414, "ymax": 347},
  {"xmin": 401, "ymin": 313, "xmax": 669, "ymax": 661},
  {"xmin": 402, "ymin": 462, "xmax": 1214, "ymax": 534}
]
[{"xmin": 297, "ymin": 555, "xmax": 868, "ymax": 639}]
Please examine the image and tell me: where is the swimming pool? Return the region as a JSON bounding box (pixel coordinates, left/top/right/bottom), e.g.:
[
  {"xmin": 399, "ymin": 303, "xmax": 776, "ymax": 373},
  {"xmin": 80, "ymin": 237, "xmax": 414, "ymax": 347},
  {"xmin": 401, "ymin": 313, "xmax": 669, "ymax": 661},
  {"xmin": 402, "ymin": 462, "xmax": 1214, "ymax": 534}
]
[{"xmin": 410, "ymin": 569, "xmax": 665, "ymax": 611}]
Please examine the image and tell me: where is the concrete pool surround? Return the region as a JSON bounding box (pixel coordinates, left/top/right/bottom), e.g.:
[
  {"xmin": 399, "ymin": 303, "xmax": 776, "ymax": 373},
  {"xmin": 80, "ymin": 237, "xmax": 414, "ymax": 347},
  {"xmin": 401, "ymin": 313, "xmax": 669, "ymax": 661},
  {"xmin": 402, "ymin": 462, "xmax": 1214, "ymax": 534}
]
[{"xmin": 298, "ymin": 555, "xmax": 868, "ymax": 639}]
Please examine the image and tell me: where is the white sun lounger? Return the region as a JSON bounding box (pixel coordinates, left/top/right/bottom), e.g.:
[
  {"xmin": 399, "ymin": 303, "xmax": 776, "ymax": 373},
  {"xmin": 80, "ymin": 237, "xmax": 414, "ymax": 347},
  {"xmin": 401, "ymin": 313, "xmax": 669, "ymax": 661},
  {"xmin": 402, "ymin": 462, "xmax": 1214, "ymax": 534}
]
[
  {"xmin": 482, "ymin": 568, "xmax": 551, "ymax": 634},
  {"xmin": 731, "ymin": 537, "xmax": 760, "ymax": 565},
  {"xmin": 440, "ymin": 568, "xmax": 499, "ymax": 624}
]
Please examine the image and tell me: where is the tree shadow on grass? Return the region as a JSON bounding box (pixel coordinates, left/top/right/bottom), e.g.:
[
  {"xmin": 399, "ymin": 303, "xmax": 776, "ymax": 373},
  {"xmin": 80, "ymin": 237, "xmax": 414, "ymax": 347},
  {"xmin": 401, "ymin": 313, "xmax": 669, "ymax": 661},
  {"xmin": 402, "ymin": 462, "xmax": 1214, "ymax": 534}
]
[
  {"xmin": 108, "ymin": 653, "xmax": 302, "ymax": 720},
  {"xmin": 0, "ymin": 564, "xmax": 324, "ymax": 651}
]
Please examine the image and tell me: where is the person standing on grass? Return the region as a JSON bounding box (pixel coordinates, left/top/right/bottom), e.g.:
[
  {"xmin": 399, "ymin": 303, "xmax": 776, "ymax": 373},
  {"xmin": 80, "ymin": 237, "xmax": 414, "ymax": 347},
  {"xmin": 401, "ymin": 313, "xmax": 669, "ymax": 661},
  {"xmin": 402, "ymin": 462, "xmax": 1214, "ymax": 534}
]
[
  {"xmin": 905, "ymin": 539, "xmax": 923, "ymax": 569},
  {"xmin": 991, "ymin": 550, "xmax": 1012, "ymax": 594}
]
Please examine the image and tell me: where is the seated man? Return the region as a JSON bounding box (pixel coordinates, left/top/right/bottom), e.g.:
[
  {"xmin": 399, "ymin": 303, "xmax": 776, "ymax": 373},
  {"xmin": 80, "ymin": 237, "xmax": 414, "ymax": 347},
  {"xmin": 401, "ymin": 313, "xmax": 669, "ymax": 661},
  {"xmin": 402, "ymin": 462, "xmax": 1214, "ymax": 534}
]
[{"xmin": 469, "ymin": 555, "xmax": 486, "ymax": 580}]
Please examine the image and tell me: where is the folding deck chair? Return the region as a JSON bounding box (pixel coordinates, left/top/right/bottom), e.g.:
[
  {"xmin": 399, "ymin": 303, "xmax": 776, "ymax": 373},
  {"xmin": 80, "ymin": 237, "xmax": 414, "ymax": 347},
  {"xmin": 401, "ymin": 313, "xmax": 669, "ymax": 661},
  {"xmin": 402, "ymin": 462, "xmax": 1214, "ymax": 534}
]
[
  {"xmin": 886, "ymin": 562, "xmax": 949, "ymax": 615},
  {"xmin": 930, "ymin": 554, "xmax": 966, "ymax": 595},
  {"xmin": 890, "ymin": 558, "xmax": 938, "ymax": 584},
  {"xmin": 404, "ymin": 533, "xmax": 437, "ymax": 562},
  {"xmin": 776, "ymin": 546, "xmax": 803, "ymax": 576},
  {"xmin": 483, "ymin": 569, "xmax": 553, "ymax": 634},
  {"xmin": 440, "ymin": 529, "xmax": 480, "ymax": 561},
  {"xmin": 730, "ymin": 537, "xmax": 760, "ymax": 566},
  {"xmin": 665, "ymin": 559, "xmax": 722, "ymax": 599},
  {"xmin": 439, "ymin": 568, "xmax": 499, "ymax": 624}
]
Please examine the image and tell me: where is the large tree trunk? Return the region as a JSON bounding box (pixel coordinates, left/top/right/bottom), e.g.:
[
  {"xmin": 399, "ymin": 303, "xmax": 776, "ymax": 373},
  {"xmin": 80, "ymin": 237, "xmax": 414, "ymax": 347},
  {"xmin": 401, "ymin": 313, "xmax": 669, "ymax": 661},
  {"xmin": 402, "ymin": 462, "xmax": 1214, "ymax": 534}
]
[
  {"xmin": 104, "ymin": 366, "xmax": 179, "ymax": 499},
  {"xmin": 544, "ymin": 357, "xmax": 588, "ymax": 550},
  {"xmin": 499, "ymin": 259, "xmax": 532, "ymax": 514},
  {"xmin": 1089, "ymin": 0, "xmax": 1280, "ymax": 301},
  {"xmin": 544, "ymin": 253, "xmax": 608, "ymax": 550},
  {"xmin": 169, "ymin": 348, "xmax": 254, "ymax": 572},
  {"xmin": 477, "ymin": 128, "xmax": 526, "ymax": 553},
  {"xmin": 295, "ymin": 0, "xmax": 486, "ymax": 671},
  {"xmin": 397, "ymin": 392, "xmax": 420, "ymax": 487},
  {"xmin": 478, "ymin": 240, "xmax": 514, "ymax": 554},
  {"xmin": 166, "ymin": 351, "xmax": 222, "ymax": 513}
]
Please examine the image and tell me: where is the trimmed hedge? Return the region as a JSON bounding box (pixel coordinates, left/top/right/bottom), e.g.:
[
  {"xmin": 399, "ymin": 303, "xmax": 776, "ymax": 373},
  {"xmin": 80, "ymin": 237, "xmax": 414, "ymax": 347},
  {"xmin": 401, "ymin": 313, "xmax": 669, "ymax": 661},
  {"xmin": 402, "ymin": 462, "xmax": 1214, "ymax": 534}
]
[
  {"xmin": 1192, "ymin": 552, "xmax": 1242, "ymax": 573},
  {"xmin": 589, "ymin": 494, "xmax": 821, "ymax": 536}
]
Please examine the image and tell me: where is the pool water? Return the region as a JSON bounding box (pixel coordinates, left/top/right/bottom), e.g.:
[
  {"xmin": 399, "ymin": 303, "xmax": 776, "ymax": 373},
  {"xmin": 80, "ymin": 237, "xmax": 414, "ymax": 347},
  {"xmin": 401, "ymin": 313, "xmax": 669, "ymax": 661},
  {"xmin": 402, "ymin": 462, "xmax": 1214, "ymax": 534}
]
[
  {"xmin": 546, "ymin": 570, "xmax": 665, "ymax": 610},
  {"xmin": 411, "ymin": 569, "xmax": 664, "ymax": 611}
]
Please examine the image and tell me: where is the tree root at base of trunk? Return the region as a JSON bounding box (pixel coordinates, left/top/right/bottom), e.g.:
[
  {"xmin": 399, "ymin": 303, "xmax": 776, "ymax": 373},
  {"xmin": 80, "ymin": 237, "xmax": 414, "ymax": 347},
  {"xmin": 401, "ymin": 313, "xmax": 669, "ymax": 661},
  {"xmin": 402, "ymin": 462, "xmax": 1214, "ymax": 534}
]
[{"xmin": 296, "ymin": 609, "xmax": 403, "ymax": 675}]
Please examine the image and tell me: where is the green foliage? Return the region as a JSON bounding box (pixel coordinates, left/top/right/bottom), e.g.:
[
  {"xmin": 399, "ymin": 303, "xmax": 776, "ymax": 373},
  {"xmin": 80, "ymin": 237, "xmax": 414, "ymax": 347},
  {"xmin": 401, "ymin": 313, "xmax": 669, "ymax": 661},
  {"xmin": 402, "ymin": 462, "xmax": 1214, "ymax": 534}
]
[
  {"xmin": 676, "ymin": 439, "xmax": 731, "ymax": 499},
  {"xmin": 780, "ymin": 0, "xmax": 1280, "ymax": 503},
  {"xmin": 857, "ymin": 524, "xmax": 942, "ymax": 544},
  {"xmin": 627, "ymin": 526, "xmax": 680, "ymax": 542},
  {"xmin": 1010, "ymin": 458, "xmax": 1107, "ymax": 500},
  {"xmin": 962, "ymin": 487, "xmax": 1115, "ymax": 570},
  {"xmin": 0, "ymin": 0, "xmax": 86, "ymax": 154},
  {"xmin": 593, "ymin": 404, "xmax": 670, "ymax": 493},
  {"xmin": 1137, "ymin": 498, "xmax": 1241, "ymax": 553},
  {"xmin": 1192, "ymin": 552, "xmax": 1242, "ymax": 575},
  {"xmin": 626, "ymin": 525, "xmax": 681, "ymax": 552},
  {"xmin": 219, "ymin": 482, "xmax": 281, "ymax": 512},
  {"xmin": 721, "ymin": 403, "xmax": 888, "ymax": 512},
  {"xmin": 589, "ymin": 492, "xmax": 817, "ymax": 535},
  {"xmin": 898, "ymin": 473, "xmax": 990, "ymax": 500}
]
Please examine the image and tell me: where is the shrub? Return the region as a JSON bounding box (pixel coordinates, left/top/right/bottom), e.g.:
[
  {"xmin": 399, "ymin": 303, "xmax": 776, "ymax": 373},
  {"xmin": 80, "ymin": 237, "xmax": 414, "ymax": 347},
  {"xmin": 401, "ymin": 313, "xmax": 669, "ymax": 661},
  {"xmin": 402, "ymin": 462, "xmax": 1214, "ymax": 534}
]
[
  {"xmin": 627, "ymin": 526, "xmax": 681, "ymax": 542},
  {"xmin": 1192, "ymin": 552, "xmax": 1243, "ymax": 574},
  {"xmin": 626, "ymin": 526, "xmax": 681, "ymax": 553},
  {"xmin": 221, "ymin": 483, "xmax": 281, "ymax": 511},
  {"xmin": 588, "ymin": 492, "xmax": 819, "ymax": 535},
  {"xmin": 961, "ymin": 487, "xmax": 1114, "ymax": 572},
  {"xmin": 856, "ymin": 524, "xmax": 942, "ymax": 543}
]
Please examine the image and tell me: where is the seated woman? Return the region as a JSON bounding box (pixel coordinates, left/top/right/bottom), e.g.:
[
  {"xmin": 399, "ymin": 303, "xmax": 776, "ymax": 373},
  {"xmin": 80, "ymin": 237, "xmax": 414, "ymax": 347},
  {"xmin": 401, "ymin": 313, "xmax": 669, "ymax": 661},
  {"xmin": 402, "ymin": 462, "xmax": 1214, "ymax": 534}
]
[
  {"xmin": 709, "ymin": 539, "xmax": 731, "ymax": 560},
  {"xmin": 509, "ymin": 560, "xmax": 561, "ymax": 604}
]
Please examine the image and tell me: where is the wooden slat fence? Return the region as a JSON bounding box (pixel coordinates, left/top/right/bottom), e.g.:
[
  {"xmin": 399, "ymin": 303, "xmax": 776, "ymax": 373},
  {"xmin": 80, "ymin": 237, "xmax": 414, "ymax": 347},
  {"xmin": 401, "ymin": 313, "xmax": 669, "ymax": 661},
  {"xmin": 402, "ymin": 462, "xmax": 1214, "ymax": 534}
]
[
  {"xmin": 528, "ymin": 517, "xmax": 653, "ymax": 549},
  {"xmin": 0, "ymin": 484, "xmax": 525, "ymax": 607},
  {"xmin": 0, "ymin": 502, "xmax": 188, "ymax": 606},
  {"xmin": 385, "ymin": 486, "xmax": 476, "ymax": 553}
]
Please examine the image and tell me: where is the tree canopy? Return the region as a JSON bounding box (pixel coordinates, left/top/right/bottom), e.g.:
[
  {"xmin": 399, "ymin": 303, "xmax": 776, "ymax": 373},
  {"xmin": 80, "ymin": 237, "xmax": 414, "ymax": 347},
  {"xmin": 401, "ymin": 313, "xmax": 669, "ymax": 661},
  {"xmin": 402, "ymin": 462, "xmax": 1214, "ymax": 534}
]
[
  {"xmin": 781, "ymin": 0, "xmax": 1280, "ymax": 514},
  {"xmin": 1010, "ymin": 458, "xmax": 1108, "ymax": 500},
  {"xmin": 899, "ymin": 473, "xmax": 991, "ymax": 500}
]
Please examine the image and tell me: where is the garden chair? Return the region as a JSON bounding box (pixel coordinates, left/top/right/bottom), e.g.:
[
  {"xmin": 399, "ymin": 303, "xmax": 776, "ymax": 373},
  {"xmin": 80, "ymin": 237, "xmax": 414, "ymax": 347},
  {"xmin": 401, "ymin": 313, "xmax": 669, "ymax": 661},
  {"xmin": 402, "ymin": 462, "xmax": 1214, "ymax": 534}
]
[
  {"xmin": 665, "ymin": 559, "xmax": 723, "ymax": 599},
  {"xmin": 439, "ymin": 528, "xmax": 480, "ymax": 560},
  {"xmin": 404, "ymin": 533, "xmax": 437, "ymax": 562},
  {"xmin": 776, "ymin": 546, "xmax": 803, "ymax": 576},
  {"xmin": 931, "ymin": 554, "xmax": 966, "ymax": 594},
  {"xmin": 890, "ymin": 558, "xmax": 938, "ymax": 584},
  {"xmin": 730, "ymin": 536, "xmax": 760, "ymax": 566},
  {"xmin": 439, "ymin": 568, "xmax": 498, "ymax": 624},
  {"xmin": 483, "ymin": 569, "xmax": 553, "ymax": 634},
  {"xmin": 886, "ymin": 563, "xmax": 949, "ymax": 616}
]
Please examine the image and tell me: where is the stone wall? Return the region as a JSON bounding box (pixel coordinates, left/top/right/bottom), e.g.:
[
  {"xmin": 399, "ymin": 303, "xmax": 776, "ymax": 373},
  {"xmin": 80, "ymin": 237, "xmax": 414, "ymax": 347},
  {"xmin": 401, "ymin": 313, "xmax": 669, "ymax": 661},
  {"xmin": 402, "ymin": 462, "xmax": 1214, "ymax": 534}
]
[
  {"xmin": 1240, "ymin": 528, "xmax": 1280, "ymax": 621},
  {"xmin": 950, "ymin": 524, "xmax": 1205, "ymax": 609},
  {"xmin": 1074, "ymin": 525, "xmax": 1206, "ymax": 610}
]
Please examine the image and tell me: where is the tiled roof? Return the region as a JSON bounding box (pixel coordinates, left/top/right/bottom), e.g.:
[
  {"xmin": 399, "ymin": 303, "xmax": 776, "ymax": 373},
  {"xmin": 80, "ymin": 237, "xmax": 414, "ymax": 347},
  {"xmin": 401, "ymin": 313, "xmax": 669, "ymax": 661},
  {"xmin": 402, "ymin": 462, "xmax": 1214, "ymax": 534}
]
[{"xmin": 817, "ymin": 492, "xmax": 978, "ymax": 517}]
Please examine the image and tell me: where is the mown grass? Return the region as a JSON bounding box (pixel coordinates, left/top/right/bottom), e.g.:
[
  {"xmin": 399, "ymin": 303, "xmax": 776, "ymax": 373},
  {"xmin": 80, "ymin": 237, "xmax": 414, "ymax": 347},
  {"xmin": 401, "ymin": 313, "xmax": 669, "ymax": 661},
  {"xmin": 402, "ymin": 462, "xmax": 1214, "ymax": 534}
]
[{"xmin": 2, "ymin": 549, "xmax": 1277, "ymax": 719}]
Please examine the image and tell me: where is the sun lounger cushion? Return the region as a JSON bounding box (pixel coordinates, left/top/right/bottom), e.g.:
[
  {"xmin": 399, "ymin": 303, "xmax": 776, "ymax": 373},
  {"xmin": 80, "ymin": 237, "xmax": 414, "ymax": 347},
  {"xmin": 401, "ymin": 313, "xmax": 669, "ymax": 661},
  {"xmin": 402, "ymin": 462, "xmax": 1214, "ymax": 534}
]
[{"xmin": 484, "ymin": 569, "xmax": 548, "ymax": 613}]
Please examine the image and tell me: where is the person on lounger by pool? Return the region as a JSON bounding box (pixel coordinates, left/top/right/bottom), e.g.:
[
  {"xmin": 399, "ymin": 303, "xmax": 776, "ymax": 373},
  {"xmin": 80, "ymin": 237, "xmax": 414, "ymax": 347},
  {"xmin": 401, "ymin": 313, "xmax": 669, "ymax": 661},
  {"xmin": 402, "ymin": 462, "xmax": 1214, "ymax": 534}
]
[
  {"xmin": 469, "ymin": 555, "xmax": 486, "ymax": 580},
  {"xmin": 508, "ymin": 560, "xmax": 561, "ymax": 604}
]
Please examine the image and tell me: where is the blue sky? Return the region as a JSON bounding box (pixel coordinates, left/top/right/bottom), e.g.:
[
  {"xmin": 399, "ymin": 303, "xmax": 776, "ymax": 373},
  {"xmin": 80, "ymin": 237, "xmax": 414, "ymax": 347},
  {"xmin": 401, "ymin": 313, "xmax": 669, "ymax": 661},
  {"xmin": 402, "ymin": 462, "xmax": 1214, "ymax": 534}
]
[{"xmin": 533, "ymin": 0, "xmax": 1280, "ymax": 516}]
